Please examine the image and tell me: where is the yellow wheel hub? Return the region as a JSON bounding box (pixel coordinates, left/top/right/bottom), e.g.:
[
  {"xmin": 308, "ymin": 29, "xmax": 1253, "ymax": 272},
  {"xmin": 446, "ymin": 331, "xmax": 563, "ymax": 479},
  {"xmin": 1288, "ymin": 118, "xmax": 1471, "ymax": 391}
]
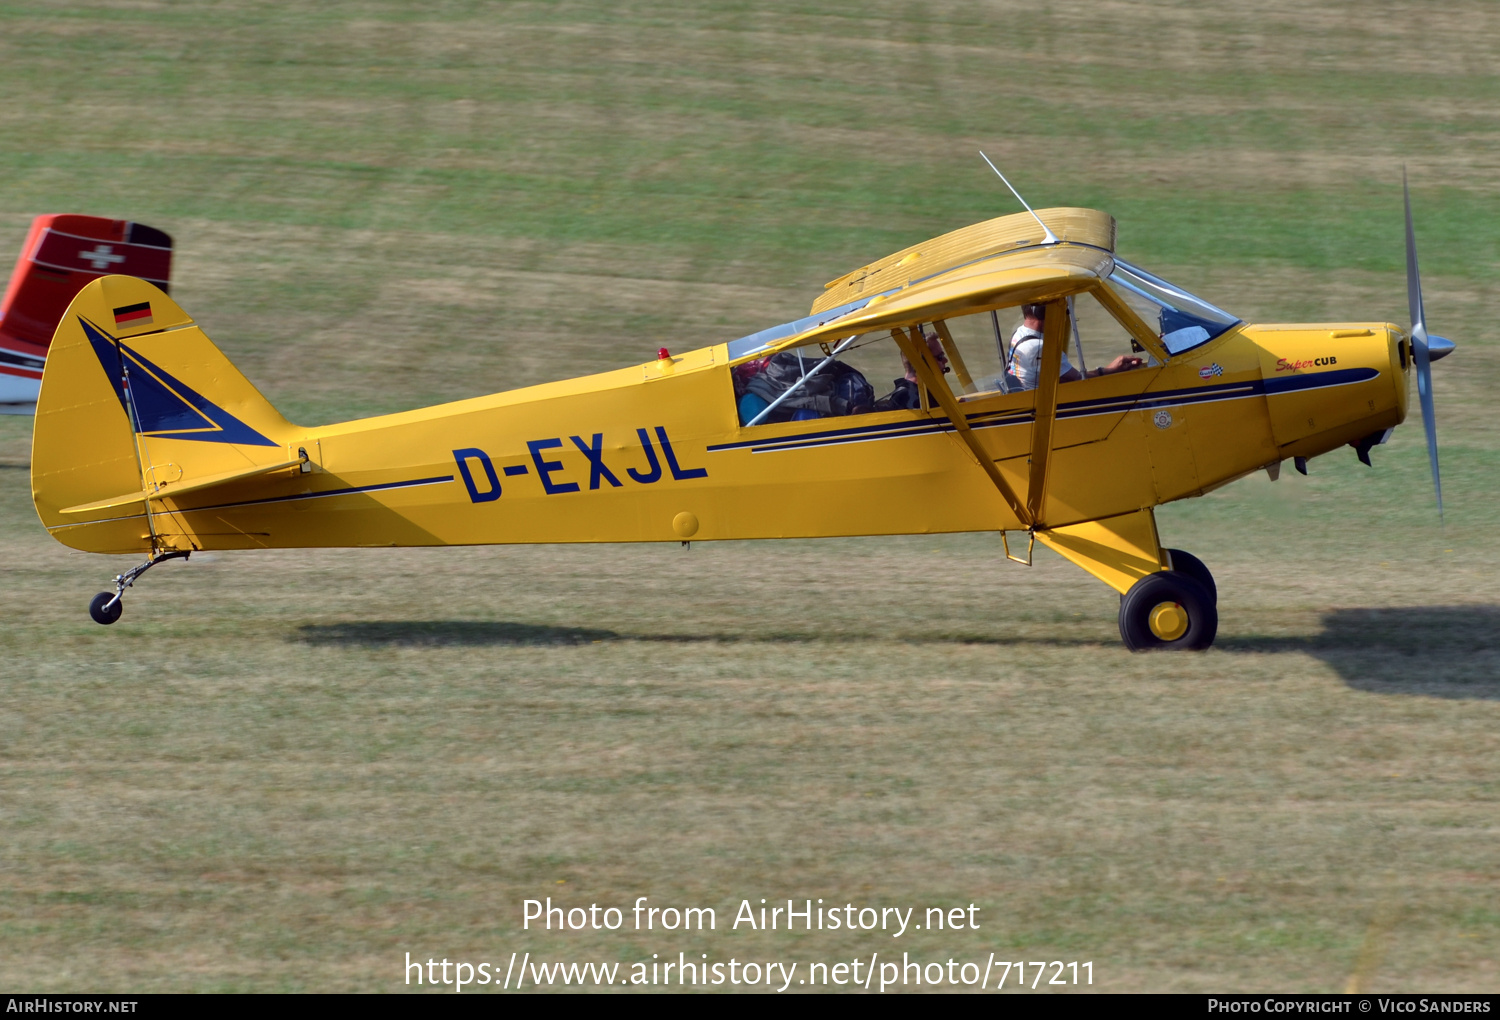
[{"xmin": 1148, "ymin": 601, "xmax": 1189, "ymax": 641}]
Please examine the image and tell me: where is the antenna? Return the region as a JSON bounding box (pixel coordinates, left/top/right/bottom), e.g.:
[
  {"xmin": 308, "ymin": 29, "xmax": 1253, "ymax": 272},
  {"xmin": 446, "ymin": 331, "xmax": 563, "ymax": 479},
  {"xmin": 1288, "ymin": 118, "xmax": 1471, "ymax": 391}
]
[{"xmin": 979, "ymin": 151, "xmax": 1059, "ymax": 245}]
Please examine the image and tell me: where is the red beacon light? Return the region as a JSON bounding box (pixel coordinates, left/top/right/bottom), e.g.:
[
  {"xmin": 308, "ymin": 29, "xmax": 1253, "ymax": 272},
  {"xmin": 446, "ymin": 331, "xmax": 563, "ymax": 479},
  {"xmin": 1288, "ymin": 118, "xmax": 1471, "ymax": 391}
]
[{"xmin": 657, "ymin": 347, "xmax": 672, "ymax": 361}]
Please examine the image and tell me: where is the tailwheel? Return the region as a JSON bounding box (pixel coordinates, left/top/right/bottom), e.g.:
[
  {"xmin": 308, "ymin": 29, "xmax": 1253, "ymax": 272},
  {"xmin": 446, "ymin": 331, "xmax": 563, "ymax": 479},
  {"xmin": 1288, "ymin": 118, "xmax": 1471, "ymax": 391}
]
[
  {"xmin": 1164, "ymin": 548, "xmax": 1216, "ymax": 605},
  {"xmin": 1119, "ymin": 571, "xmax": 1217, "ymax": 651},
  {"xmin": 86, "ymin": 549, "xmax": 191, "ymax": 625},
  {"xmin": 88, "ymin": 592, "xmax": 123, "ymax": 625}
]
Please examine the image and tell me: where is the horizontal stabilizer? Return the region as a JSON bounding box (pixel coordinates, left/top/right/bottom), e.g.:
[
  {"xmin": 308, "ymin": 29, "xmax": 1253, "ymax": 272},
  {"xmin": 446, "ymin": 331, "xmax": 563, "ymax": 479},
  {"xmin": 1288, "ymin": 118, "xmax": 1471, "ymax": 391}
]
[
  {"xmin": 59, "ymin": 455, "xmax": 306, "ymax": 515},
  {"xmin": 58, "ymin": 490, "xmax": 146, "ymax": 516}
]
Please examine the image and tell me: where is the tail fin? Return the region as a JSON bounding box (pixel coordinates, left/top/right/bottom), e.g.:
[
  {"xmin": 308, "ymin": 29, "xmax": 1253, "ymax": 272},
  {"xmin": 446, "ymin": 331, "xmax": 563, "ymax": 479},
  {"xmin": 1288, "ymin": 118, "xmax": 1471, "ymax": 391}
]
[
  {"xmin": 32, "ymin": 275, "xmax": 296, "ymax": 554},
  {"xmin": 1, "ymin": 214, "xmax": 173, "ymax": 413}
]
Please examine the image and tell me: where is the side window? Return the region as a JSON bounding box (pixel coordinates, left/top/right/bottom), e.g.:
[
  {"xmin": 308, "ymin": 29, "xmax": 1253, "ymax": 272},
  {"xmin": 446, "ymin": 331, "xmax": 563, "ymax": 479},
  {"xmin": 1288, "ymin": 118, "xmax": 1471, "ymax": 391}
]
[
  {"xmin": 733, "ymin": 335, "xmax": 909, "ymax": 426},
  {"xmin": 840, "ymin": 332, "xmax": 920, "ymax": 410},
  {"xmin": 733, "ymin": 329, "xmax": 973, "ymax": 425},
  {"xmin": 935, "ymin": 295, "xmax": 1154, "ymax": 397},
  {"xmin": 1068, "ymin": 292, "xmax": 1160, "ymax": 374},
  {"xmin": 934, "ymin": 312, "xmax": 1012, "ymax": 395},
  {"xmin": 729, "ymin": 295, "xmax": 1158, "ymax": 427}
]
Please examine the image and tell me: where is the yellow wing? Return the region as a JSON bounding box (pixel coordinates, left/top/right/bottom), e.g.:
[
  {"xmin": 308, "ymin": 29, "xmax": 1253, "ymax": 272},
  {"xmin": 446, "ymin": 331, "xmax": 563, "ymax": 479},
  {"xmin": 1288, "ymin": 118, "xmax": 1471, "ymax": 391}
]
[
  {"xmin": 786, "ymin": 245, "xmax": 1110, "ymax": 351},
  {"xmin": 812, "ymin": 206, "xmax": 1116, "ymax": 314},
  {"xmin": 729, "ymin": 209, "xmax": 1120, "ymax": 360}
]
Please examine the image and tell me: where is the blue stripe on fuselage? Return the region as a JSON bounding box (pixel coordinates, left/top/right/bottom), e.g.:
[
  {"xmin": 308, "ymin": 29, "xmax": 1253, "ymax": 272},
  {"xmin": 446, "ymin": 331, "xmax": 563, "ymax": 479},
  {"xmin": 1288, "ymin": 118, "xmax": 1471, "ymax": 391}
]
[{"xmin": 709, "ymin": 367, "xmax": 1379, "ymax": 454}]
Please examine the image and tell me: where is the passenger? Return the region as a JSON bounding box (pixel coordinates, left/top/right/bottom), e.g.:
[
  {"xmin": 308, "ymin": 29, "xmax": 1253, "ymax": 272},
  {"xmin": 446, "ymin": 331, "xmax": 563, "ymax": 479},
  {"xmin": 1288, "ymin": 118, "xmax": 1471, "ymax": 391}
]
[
  {"xmin": 874, "ymin": 330, "xmax": 950, "ymax": 411},
  {"xmin": 1009, "ymin": 303, "xmax": 1143, "ymax": 390}
]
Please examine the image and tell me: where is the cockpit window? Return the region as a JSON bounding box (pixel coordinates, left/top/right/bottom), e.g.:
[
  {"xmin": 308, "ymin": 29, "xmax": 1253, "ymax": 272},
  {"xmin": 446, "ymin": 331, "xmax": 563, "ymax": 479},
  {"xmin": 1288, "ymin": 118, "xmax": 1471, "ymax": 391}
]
[{"xmin": 1105, "ymin": 260, "xmax": 1240, "ymax": 354}]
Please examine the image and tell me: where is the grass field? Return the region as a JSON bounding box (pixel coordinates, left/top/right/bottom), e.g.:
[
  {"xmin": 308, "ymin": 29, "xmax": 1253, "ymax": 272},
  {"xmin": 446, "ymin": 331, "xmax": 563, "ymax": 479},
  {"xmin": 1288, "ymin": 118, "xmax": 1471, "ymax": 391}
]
[{"xmin": 1, "ymin": 0, "xmax": 1498, "ymax": 993}]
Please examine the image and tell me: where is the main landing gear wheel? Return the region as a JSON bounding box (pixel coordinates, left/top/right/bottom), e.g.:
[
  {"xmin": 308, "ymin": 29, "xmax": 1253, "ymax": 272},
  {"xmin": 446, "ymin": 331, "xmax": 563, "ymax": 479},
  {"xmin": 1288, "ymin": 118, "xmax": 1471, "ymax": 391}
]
[
  {"xmin": 1164, "ymin": 548, "xmax": 1217, "ymax": 605},
  {"xmin": 1119, "ymin": 571, "xmax": 1218, "ymax": 651},
  {"xmin": 88, "ymin": 592, "xmax": 123, "ymax": 625}
]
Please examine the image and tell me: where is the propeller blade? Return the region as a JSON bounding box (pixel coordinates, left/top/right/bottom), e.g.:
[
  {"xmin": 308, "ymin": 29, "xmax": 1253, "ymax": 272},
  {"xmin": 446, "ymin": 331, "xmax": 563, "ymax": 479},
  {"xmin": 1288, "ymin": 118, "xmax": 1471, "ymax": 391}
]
[
  {"xmin": 1404, "ymin": 169, "xmax": 1443, "ymax": 519},
  {"xmin": 1404, "ymin": 167, "xmax": 1424, "ymax": 337}
]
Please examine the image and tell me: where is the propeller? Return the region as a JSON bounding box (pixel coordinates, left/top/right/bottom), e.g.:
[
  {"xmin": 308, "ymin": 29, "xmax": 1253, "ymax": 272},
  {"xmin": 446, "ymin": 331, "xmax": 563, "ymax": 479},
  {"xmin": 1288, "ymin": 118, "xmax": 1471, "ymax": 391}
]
[{"xmin": 1403, "ymin": 168, "xmax": 1447, "ymax": 518}]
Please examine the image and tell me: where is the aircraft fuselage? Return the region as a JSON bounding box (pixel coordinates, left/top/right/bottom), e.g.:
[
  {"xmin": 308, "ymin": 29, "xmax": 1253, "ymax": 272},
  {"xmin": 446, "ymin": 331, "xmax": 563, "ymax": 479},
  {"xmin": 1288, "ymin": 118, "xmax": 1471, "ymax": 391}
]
[{"xmin": 36, "ymin": 313, "xmax": 1408, "ymax": 560}]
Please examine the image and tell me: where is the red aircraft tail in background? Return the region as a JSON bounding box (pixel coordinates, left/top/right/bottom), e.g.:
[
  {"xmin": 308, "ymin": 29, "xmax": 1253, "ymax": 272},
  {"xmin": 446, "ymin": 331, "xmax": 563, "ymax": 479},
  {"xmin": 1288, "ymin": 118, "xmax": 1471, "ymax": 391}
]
[{"xmin": 0, "ymin": 214, "xmax": 173, "ymax": 414}]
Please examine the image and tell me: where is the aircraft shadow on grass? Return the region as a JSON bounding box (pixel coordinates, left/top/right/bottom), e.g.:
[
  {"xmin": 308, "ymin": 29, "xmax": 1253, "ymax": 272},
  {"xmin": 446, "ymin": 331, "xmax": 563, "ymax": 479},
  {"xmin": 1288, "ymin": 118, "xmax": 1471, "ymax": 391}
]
[
  {"xmin": 293, "ymin": 621, "xmax": 1100, "ymax": 649},
  {"xmin": 298, "ymin": 609, "xmax": 1500, "ymax": 698},
  {"xmin": 1219, "ymin": 606, "xmax": 1500, "ymax": 700},
  {"xmin": 297, "ymin": 621, "xmax": 624, "ymax": 646}
]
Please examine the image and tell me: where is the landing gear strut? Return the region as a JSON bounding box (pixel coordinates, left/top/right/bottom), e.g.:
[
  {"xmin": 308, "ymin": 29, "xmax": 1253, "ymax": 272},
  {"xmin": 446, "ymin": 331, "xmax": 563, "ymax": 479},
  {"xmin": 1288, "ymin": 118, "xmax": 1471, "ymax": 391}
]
[{"xmin": 88, "ymin": 549, "xmax": 191, "ymax": 625}]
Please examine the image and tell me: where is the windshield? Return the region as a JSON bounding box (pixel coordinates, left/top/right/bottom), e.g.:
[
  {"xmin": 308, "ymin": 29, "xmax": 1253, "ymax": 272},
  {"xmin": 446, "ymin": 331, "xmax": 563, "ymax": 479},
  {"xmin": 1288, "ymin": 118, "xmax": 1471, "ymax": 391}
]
[{"xmin": 1105, "ymin": 260, "xmax": 1240, "ymax": 355}]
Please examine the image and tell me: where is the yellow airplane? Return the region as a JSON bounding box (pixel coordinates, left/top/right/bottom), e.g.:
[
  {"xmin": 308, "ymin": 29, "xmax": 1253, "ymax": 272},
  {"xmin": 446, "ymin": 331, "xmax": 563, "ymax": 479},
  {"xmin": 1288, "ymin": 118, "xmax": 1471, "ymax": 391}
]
[{"xmin": 30, "ymin": 180, "xmax": 1453, "ymax": 650}]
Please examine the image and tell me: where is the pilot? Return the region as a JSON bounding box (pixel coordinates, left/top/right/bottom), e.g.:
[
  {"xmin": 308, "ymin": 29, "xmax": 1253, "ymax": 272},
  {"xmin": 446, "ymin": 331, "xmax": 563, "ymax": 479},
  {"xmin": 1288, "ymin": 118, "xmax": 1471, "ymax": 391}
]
[
  {"xmin": 874, "ymin": 330, "xmax": 949, "ymax": 410},
  {"xmin": 1010, "ymin": 303, "xmax": 1143, "ymax": 390}
]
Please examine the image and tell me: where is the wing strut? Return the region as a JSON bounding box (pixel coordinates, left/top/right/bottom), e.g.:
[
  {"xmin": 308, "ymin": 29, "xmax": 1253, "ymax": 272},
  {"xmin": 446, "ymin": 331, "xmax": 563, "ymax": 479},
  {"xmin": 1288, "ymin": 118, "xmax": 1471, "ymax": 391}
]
[
  {"xmin": 1025, "ymin": 299, "xmax": 1068, "ymax": 525},
  {"xmin": 889, "ymin": 326, "xmax": 1031, "ymax": 528}
]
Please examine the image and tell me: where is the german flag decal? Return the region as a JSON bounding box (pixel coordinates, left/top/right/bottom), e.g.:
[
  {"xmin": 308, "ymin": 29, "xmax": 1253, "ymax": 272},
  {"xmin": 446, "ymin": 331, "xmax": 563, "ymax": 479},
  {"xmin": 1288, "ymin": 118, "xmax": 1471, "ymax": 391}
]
[{"xmin": 112, "ymin": 302, "xmax": 153, "ymax": 328}]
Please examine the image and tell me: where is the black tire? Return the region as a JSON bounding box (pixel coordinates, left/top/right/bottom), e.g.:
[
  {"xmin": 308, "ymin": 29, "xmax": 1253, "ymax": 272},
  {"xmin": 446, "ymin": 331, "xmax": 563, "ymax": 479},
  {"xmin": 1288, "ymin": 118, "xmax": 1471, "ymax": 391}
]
[
  {"xmin": 89, "ymin": 592, "xmax": 123, "ymax": 625},
  {"xmin": 1164, "ymin": 548, "xmax": 1217, "ymax": 605},
  {"xmin": 1118, "ymin": 571, "xmax": 1217, "ymax": 651}
]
